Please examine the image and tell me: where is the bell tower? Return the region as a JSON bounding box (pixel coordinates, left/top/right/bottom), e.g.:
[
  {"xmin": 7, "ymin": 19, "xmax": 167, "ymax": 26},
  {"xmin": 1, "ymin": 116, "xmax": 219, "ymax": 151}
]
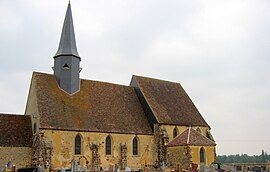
[{"xmin": 53, "ymin": 2, "xmax": 81, "ymax": 94}]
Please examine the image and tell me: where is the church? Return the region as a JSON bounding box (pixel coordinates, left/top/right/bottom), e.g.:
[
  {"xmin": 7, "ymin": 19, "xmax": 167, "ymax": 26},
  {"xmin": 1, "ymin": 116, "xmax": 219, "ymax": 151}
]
[{"xmin": 0, "ymin": 3, "xmax": 216, "ymax": 171}]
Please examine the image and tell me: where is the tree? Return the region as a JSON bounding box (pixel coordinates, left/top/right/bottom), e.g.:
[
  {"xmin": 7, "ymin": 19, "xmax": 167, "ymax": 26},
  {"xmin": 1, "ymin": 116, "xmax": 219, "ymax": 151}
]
[{"xmin": 216, "ymin": 150, "xmax": 270, "ymax": 164}]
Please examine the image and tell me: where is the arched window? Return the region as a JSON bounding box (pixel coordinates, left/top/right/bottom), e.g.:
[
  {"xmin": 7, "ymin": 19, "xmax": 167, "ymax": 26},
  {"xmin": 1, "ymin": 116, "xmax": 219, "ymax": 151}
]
[
  {"xmin": 133, "ymin": 136, "xmax": 139, "ymax": 155},
  {"xmin": 33, "ymin": 123, "xmax": 37, "ymax": 134},
  {"xmin": 105, "ymin": 135, "xmax": 112, "ymax": 155},
  {"xmin": 173, "ymin": 127, "xmax": 179, "ymax": 138},
  {"xmin": 75, "ymin": 134, "xmax": 82, "ymax": 155},
  {"xmin": 200, "ymin": 147, "xmax": 205, "ymax": 163}
]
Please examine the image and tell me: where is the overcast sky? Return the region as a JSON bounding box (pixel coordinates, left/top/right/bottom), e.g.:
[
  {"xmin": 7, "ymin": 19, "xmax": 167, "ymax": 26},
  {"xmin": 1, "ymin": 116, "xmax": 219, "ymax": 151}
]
[{"xmin": 1, "ymin": 0, "xmax": 270, "ymax": 155}]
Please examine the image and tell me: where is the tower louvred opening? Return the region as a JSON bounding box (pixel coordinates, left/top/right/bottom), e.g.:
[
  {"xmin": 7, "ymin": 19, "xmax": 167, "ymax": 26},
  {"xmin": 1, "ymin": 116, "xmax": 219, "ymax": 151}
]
[{"xmin": 63, "ymin": 64, "xmax": 70, "ymax": 69}]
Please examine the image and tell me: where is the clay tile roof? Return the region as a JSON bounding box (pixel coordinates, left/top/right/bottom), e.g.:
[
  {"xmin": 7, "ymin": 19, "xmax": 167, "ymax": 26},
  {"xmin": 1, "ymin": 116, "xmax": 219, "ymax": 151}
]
[
  {"xmin": 33, "ymin": 72, "xmax": 153, "ymax": 135},
  {"xmin": 132, "ymin": 75, "xmax": 209, "ymax": 127},
  {"xmin": 167, "ymin": 128, "xmax": 216, "ymax": 147},
  {"xmin": 0, "ymin": 114, "xmax": 32, "ymax": 147}
]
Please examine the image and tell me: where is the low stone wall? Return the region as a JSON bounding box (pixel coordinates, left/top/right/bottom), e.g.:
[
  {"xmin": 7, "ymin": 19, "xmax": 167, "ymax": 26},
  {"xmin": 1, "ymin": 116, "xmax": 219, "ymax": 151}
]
[{"xmin": 0, "ymin": 147, "xmax": 32, "ymax": 169}]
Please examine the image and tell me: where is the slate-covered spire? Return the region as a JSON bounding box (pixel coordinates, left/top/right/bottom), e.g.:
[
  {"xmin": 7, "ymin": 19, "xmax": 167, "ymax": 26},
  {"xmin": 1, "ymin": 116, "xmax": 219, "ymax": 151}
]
[
  {"xmin": 53, "ymin": 2, "xmax": 81, "ymax": 94},
  {"xmin": 54, "ymin": 2, "xmax": 80, "ymax": 59}
]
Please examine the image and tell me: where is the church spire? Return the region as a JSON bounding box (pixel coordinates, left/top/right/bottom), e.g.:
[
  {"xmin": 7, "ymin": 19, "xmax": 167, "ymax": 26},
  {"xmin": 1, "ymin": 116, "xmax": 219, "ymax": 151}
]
[
  {"xmin": 53, "ymin": 2, "xmax": 81, "ymax": 94},
  {"xmin": 54, "ymin": 2, "xmax": 80, "ymax": 59}
]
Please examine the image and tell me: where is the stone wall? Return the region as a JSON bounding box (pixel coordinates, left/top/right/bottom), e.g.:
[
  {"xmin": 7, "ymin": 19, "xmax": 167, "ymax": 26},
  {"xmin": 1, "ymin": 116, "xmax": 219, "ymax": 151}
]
[
  {"xmin": 190, "ymin": 146, "xmax": 216, "ymax": 166},
  {"xmin": 42, "ymin": 129, "xmax": 156, "ymax": 171},
  {"xmin": 154, "ymin": 124, "xmax": 169, "ymax": 165},
  {"xmin": 24, "ymin": 75, "xmax": 40, "ymax": 136},
  {"xmin": 0, "ymin": 147, "xmax": 32, "ymax": 169},
  {"xmin": 167, "ymin": 146, "xmax": 186, "ymax": 170},
  {"xmin": 168, "ymin": 145, "xmax": 216, "ymax": 170}
]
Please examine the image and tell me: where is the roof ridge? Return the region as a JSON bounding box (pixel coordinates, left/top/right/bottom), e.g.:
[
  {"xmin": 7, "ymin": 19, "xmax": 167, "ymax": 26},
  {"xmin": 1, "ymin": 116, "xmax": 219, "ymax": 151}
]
[
  {"xmin": 167, "ymin": 128, "xmax": 216, "ymax": 147},
  {"xmin": 132, "ymin": 75, "xmax": 182, "ymax": 85},
  {"xmin": 33, "ymin": 71, "xmax": 139, "ymax": 88}
]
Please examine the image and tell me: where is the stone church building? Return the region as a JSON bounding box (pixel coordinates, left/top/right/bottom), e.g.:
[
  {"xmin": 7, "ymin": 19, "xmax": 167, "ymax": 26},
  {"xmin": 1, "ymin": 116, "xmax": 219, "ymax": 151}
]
[{"xmin": 0, "ymin": 3, "xmax": 216, "ymax": 171}]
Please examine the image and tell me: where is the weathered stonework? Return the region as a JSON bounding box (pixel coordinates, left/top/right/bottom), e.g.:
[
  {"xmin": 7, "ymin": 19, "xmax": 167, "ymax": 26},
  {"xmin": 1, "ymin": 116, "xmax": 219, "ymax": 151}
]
[
  {"xmin": 167, "ymin": 147, "xmax": 184, "ymax": 170},
  {"xmin": 0, "ymin": 147, "xmax": 32, "ymax": 169},
  {"xmin": 32, "ymin": 132, "xmax": 53, "ymax": 170},
  {"xmin": 183, "ymin": 146, "xmax": 192, "ymax": 170},
  {"xmin": 154, "ymin": 124, "xmax": 169, "ymax": 166},
  {"xmin": 168, "ymin": 146, "xmax": 216, "ymax": 170},
  {"xmin": 120, "ymin": 143, "xmax": 127, "ymax": 170},
  {"xmin": 41, "ymin": 129, "xmax": 155, "ymax": 170},
  {"xmin": 90, "ymin": 142, "xmax": 100, "ymax": 171},
  {"xmin": 167, "ymin": 146, "xmax": 192, "ymax": 171}
]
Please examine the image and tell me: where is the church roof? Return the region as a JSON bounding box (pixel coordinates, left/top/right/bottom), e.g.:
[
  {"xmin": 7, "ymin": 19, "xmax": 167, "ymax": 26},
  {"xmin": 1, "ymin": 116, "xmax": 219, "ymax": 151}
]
[
  {"xmin": 167, "ymin": 128, "xmax": 216, "ymax": 147},
  {"xmin": 131, "ymin": 76, "xmax": 209, "ymax": 127},
  {"xmin": 0, "ymin": 114, "xmax": 32, "ymax": 147},
  {"xmin": 54, "ymin": 2, "xmax": 80, "ymax": 59},
  {"xmin": 30, "ymin": 72, "xmax": 153, "ymax": 135}
]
